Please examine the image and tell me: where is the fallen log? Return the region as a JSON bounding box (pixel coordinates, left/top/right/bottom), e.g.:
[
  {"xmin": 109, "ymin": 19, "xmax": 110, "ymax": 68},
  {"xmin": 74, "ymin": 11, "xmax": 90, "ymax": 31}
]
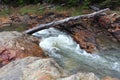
[{"xmin": 24, "ymin": 8, "xmax": 110, "ymax": 34}]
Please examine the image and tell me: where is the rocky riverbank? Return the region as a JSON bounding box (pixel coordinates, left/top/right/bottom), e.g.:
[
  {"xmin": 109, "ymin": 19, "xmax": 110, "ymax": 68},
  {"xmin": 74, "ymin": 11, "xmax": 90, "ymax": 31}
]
[
  {"xmin": 0, "ymin": 9, "xmax": 120, "ymax": 80},
  {"xmin": 0, "ymin": 12, "xmax": 120, "ymax": 53},
  {"xmin": 0, "ymin": 31, "xmax": 45, "ymax": 67},
  {"xmin": 0, "ymin": 57, "xmax": 119, "ymax": 80},
  {"xmin": 0, "ymin": 31, "xmax": 119, "ymax": 80}
]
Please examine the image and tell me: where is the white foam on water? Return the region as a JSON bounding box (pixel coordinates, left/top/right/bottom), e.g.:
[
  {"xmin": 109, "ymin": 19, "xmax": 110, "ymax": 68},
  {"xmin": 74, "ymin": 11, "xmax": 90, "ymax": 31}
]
[{"xmin": 33, "ymin": 28, "xmax": 120, "ymax": 78}]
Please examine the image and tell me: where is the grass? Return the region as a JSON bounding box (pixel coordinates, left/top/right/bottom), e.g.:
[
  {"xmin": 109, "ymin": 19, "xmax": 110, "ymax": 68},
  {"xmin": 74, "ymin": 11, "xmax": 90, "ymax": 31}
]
[
  {"xmin": 0, "ymin": 23, "xmax": 30, "ymax": 32},
  {"xmin": 0, "ymin": 9, "xmax": 11, "ymax": 16},
  {"xmin": 46, "ymin": 5, "xmax": 91, "ymax": 16},
  {"xmin": 0, "ymin": 4, "xmax": 120, "ymax": 17},
  {"xmin": 0, "ymin": 4, "xmax": 93, "ymax": 17},
  {"xmin": 19, "ymin": 4, "xmax": 44, "ymax": 15}
]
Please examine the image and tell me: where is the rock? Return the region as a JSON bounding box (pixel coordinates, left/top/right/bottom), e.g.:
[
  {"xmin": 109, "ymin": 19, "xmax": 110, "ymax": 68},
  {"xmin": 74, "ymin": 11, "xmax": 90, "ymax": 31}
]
[
  {"xmin": 0, "ymin": 31, "xmax": 45, "ymax": 67},
  {"xmin": 112, "ymin": 30, "xmax": 120, "ymax": 42},
  {"xmin": 22, "ymin": 14, "xmax": 31, "ymax": 24},
  {"xmin": 57, "ymin": 72, "xmax": 100, "ymax": 80},
  {"xmin": 68, "ymin": 13, "xmax": 120, "ymax": 53},
  {"xmin": 98, "ymin": 13, "xmax": 120, "ymax": 42},
  {"xmin": 0, "ymin": 17, "xmax": 11, "ymax": 28},
  {"xmin": 102, "ymin": 76, "xmax": 119, "ymax": 80},
  {"xmin": 9, "ymin": 15, "xmax": 22, "ymax": 23},
  {"xmin": 0, "ymin": 57, "xmax": 67, "ymax": 80},
  {"xmin": 73, "ymin": 30, "xmax": 96, "ymax": 53},
  {"xmin": 0, "ymin": 56, "xmax": 100, "ymax": 80}
]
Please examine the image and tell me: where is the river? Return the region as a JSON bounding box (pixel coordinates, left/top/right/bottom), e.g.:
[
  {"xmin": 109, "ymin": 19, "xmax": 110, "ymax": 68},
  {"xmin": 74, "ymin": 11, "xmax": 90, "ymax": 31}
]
[{"xmin": 33, "ymin": 28, "xmax": 120, "ymax": 78}]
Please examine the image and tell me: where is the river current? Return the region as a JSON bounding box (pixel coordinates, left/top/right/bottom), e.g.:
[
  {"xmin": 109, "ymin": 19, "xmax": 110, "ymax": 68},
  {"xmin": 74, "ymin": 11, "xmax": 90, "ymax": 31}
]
[{"xmin": 33, "ymin": 28, "xmax": 120, "ymax": 78}]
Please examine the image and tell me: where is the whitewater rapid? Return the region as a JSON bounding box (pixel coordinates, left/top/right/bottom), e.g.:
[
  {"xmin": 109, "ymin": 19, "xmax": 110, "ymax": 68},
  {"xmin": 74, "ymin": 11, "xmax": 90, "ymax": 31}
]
[{"xmin": 33, "ymin": 28, "xmax": 120, "ymax": 78}]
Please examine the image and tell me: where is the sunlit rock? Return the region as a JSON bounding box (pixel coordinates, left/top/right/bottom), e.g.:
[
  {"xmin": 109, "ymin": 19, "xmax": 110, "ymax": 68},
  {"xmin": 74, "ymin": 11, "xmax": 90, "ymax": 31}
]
[
  {"xmin": 0, "ymin": 31, "xmax": 45, "ymax": 67},
  {"xmin": 57, "ymin": 72, "xmax": 100, "ymax": 80},
  {"xmin": 0, "ymin": 57, "xmax": 67, "ymax": 80}
]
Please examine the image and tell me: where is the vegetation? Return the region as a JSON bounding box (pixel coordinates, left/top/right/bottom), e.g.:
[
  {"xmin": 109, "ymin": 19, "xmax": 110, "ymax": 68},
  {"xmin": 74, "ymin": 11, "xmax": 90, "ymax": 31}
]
[
  {"xmin": 0, "ymin": 0, "xmax": 119, "ymax": 16},
  {"xmin": 1, "ymin": 0, "xmax": 120, "ymax": 8}
]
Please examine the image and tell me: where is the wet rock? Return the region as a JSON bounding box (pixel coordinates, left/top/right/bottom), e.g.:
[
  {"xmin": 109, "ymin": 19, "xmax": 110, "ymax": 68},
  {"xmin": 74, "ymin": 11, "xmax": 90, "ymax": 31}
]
[
  {"xmin": 57, "ymin": 72, "xmax": 100, "ymax": 80},
  {"xmin": 68, "ymin": 13, "xmax": 120, "ymax": 53},
  {"xmin": 55, "ymin": 18, "xmax": 98, "ymax": 53},
  {"xmin": 98, "ymin": 13, "xmax": 120, "ymax": 42},
  {"xmin": 0, "ymin": 31, "xmax": 45, "ymax": 67},
  {"xmin": 73, "ymin": 30, "xmax": 96, "ymax": 53},
  {"xmin": 0, "ymin": 57, "xmax": 67, "ymax": 80}
]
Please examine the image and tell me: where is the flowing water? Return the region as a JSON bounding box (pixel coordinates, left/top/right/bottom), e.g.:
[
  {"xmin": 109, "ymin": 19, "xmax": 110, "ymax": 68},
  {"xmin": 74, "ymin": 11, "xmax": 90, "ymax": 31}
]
[{"xmin": 33, "ymin": 28, "xmax": 120, "ymax": 78}]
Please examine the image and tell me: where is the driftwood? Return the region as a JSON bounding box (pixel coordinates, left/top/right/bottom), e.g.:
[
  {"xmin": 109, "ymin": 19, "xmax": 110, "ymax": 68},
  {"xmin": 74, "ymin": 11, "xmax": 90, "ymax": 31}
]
[{"xmin": 24, "ymin": 8, "xmax": 110, "ymax": 34}]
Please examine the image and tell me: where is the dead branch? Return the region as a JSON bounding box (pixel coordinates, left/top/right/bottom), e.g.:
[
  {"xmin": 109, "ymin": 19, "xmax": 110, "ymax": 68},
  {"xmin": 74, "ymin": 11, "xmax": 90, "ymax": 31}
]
[{"xmin": 24, "ymin": 8, "xmax": 110, "ymax": 34}]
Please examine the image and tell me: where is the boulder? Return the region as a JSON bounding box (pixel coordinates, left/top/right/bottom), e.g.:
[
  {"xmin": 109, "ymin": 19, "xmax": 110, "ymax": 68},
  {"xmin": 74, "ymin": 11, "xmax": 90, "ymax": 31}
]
[
  {"xmin": 98, "ymin": 13, "xmax": 120, "ymax": 42},
  {"xmin": 0, "ymin": 57, "xmax": 67, "ymax": 80},
  {"xmin": 0, "ymin": 56, "xmax": 119, "ymax": 80},
  {"xmin": 0, "ymin": 57, "xmax": 101, "ymax": 80},
  {"xmin": 0, "ymin": 31, "xmax": 45, "ymax": 67},
  {"xmin": 57, "ymin": 72, "xmax": 100, "ymax": 80},
  {"xmin": 73, "ymin": 30, "xmax": 96, "ymax": 53}
]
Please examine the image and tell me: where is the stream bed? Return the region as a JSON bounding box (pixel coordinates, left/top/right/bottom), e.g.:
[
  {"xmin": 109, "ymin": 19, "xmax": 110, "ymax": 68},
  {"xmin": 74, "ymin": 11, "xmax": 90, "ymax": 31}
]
[{"xmin": 33, "ymin": 28, "xmax": 120, "ymax": 79}]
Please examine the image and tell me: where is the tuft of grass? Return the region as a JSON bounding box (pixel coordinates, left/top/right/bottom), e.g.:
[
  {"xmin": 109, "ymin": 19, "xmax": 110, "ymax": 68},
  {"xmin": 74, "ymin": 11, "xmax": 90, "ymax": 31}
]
[
  {"xmin": 19, "ymin": 4, "xmax": 90, "ymax": 16},
  {"xmin": 0, "ymin": 9, "xmax": 11, "ymax": 16},
  {"xmin": 19, "ymin": 4, "xmax": 44, "ymax": 15},
  {"xmin": 51, "ymin": 5, "xmax": 90, "ymax": 16},
  {"xmin": 1, "ymin": 23, "xmax": 30, "ymax": 32}
]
